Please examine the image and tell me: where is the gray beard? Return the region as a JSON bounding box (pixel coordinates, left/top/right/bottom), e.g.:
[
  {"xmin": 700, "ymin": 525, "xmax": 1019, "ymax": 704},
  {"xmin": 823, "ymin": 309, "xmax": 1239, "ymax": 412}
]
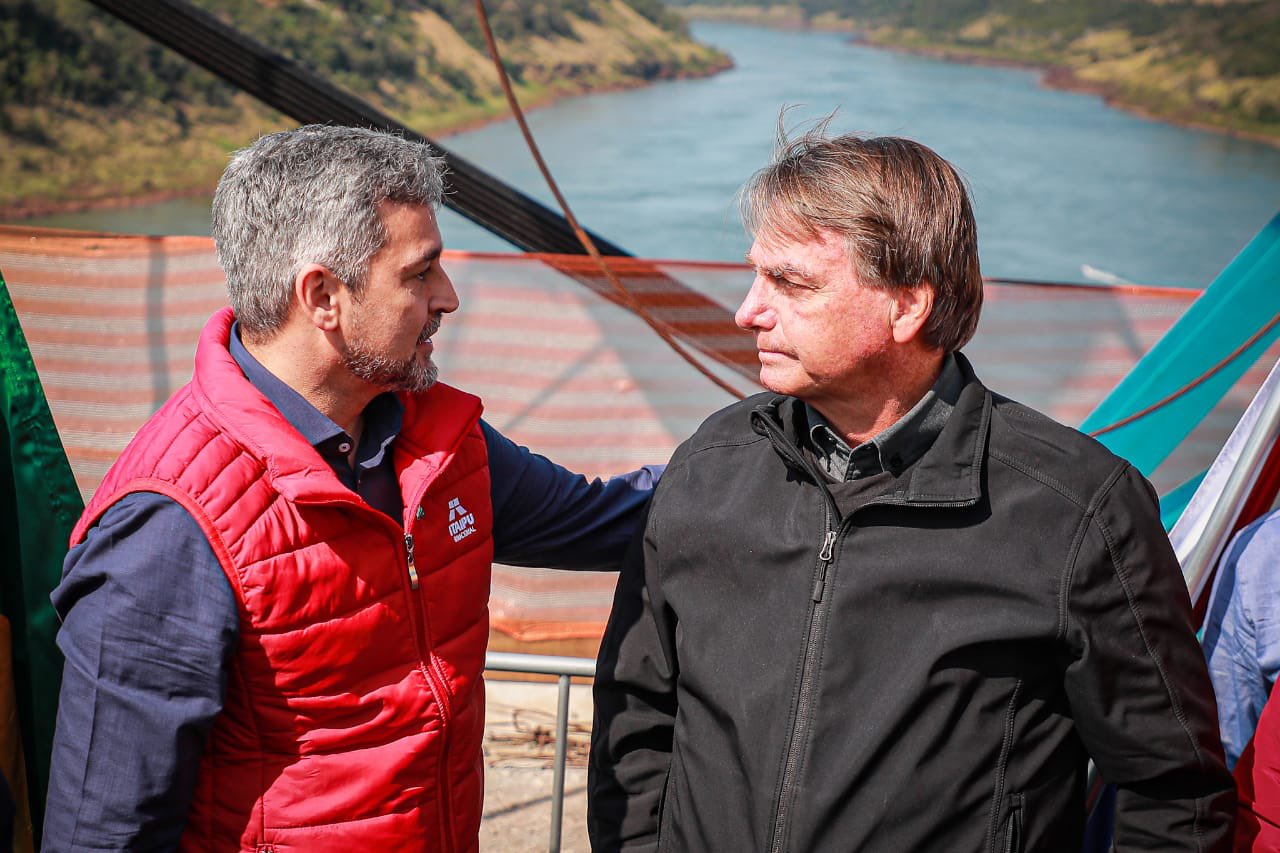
[{"xmin": 340, "ymin": 342, "xmax": 438, "ymax": 393}]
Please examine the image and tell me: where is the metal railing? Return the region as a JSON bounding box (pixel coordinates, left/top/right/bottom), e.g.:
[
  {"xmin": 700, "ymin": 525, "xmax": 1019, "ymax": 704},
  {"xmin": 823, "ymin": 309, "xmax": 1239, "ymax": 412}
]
[{"xmin": 485, "ymin": 651, "xmax": 597, "ymax": 853}]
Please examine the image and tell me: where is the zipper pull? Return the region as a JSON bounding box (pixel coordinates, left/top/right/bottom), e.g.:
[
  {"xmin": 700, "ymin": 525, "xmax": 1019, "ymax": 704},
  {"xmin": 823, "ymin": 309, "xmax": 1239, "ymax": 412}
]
[
  {"xmin": 813, "ymin": 530, "xmax": 837, "ymax": 602},
  {"xmin": 819, "ymin": 530, "xmax": 836, "ymax": 562},
  {"xmin": 405, "ymin": 534, "xmax": 420, "ymax": 590}
]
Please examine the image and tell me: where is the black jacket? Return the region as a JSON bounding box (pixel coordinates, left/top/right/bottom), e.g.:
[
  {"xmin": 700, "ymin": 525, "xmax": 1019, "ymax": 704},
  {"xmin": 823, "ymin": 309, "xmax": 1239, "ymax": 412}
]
[{"xmin": 589, "ymin": 356, "xmax": 1234, "ymax": 852}]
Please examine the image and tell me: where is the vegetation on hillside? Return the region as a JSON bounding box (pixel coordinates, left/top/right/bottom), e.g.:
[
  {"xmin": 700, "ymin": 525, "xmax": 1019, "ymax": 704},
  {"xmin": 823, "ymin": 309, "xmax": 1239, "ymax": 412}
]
[
  {"xmin": 0, "ymin": 0, "xmax": 729, "ymax": 215},
  {"xmin": 673, "ymin": 0, "xmax": 1280, "ymax": 143}
]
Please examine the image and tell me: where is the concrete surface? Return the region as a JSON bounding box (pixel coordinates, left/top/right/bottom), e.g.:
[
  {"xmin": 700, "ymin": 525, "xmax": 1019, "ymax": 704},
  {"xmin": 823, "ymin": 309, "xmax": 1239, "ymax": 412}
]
[{"xmin": 480, "ymin": 680, "xmax": 595, "ymax": 853}]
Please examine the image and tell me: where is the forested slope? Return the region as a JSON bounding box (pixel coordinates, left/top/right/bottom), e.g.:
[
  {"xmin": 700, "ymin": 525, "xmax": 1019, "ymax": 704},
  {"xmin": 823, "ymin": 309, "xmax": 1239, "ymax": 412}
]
[{"xmin": 1, "ymin": 0, "xmax": 729, "ymax": 215}]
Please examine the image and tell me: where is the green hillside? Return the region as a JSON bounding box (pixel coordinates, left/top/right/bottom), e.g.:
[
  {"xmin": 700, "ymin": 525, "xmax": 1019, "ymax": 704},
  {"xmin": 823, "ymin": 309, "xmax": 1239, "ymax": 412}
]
[
  {"xmin": 674, "ymin": 0, "xmax": 1280, "ymax": 143},
  {"xmin": 0, "ymin": 0, "xmax": 730, "ymax": 216}
]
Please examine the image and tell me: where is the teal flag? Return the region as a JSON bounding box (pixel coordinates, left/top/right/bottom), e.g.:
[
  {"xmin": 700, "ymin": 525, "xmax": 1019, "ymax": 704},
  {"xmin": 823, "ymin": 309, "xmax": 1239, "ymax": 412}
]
[
  {"xmin": 1082, "ymin": 212, "xmax": 1280, "ymax": 480},
  {"xmin": 0, "ymin": 270, "xmax": 83, "ymax": 850}
]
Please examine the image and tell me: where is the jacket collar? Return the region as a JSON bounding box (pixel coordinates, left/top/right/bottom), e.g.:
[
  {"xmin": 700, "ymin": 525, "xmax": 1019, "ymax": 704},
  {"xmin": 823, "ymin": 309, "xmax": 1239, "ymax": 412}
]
[
  {"xmin": 190, "ymin": 308, "xmax": 482, "ymax": 509},
  {"xmin": 751, "ymin": 351, "xmax": 991, "ymax": 507}
]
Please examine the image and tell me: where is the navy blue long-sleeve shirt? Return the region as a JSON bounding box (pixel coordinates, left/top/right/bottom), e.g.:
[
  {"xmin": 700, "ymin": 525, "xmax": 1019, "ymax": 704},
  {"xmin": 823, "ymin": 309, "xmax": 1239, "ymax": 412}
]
[{"xmin": 44, "ymin": 329, "xmax": 660, "ymax": 851}]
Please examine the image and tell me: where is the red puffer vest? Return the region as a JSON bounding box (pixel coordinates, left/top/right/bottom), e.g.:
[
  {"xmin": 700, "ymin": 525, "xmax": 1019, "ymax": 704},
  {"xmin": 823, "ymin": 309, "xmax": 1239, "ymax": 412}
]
[{"xmin": 71, "ymin": 308, "xmax": 495, "ymax": 852}]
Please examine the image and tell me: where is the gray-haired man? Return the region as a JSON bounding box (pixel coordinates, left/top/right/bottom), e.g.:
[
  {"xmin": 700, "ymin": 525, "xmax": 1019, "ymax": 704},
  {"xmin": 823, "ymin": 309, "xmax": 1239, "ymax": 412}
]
[
  {"xmin": 589, "ymin": 129, "xmax": 1234, "ymax": 851},
  {"xmin": 45, "ymin": 125, "xmax": 659, "ymax": 852}
]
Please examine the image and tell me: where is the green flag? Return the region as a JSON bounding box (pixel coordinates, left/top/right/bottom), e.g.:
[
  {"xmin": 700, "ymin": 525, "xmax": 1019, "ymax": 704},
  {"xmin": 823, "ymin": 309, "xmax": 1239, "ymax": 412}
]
[{"xmin": 0, "ymin": 270, "xmax": 83, "ymax": 850}]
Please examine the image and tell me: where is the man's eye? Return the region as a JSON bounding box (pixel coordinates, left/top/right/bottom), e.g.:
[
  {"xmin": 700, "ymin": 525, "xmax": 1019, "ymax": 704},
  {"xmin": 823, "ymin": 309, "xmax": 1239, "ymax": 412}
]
[{"xmin": 415, "ymin": 268, "xmax": 429, "ymax": 281}]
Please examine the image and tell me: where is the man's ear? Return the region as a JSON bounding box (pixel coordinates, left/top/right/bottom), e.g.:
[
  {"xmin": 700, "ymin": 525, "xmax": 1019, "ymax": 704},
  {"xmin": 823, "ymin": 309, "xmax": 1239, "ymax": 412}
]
[
  {"xmin": 294, "ymin": 264, "xmax": 343, "ymax": 332},
  {"xmin": 889, "ymin": 281, "xmax": 934, "ymax": 345}
]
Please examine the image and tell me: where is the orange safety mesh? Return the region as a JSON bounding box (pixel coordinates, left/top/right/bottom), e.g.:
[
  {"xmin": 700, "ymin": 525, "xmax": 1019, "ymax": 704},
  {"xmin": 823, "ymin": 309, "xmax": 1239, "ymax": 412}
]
[{"xmin": 2, "ymin": 225, "xmax": 1276, "ymax": 647}]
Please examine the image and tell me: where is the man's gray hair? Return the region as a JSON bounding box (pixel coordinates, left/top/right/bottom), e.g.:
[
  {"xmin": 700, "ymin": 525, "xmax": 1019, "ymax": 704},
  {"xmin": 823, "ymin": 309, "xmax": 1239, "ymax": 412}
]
[{"xmin": 211, "ymin": 124, "xmax": 446, "ymax": 338}]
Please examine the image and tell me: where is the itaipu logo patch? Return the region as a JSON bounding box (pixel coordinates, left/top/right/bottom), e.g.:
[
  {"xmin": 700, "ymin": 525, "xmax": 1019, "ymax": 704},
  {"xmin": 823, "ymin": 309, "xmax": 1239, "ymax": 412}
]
[{"xmin": 447, "ymin": 497, "xmax": 476, "ymax": 543}]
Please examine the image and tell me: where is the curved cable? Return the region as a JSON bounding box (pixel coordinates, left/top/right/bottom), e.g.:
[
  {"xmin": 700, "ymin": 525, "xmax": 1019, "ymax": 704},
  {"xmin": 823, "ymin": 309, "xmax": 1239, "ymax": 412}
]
[
  {"xmin": 471, "ymin": 0, "xmax": 745, "ymax": 400},
  {"xmin": 1088, "ymin": 313, "xmax": 1280, "ymax": 437},
  {"xmin": 471, "ymin": 0, "xmax": 1275, "ymax": 430}
]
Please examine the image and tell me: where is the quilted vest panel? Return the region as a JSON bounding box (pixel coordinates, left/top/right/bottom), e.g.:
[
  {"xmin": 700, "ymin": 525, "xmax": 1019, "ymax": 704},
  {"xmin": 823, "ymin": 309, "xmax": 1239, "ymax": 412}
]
[{"xmin": 73, "ymin": 309, "xmax": 494, "ymax": 852}]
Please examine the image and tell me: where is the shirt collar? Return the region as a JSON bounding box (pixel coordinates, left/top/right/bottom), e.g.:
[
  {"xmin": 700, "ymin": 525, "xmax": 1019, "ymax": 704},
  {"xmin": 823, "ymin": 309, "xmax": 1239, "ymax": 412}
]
[
  {"xmin": 228, "ymin": 322, "xmax": 403, "ymax": 462},
  {"xmin": 805, "ymin": 352, "xmax": 964, "ymax": 481}
]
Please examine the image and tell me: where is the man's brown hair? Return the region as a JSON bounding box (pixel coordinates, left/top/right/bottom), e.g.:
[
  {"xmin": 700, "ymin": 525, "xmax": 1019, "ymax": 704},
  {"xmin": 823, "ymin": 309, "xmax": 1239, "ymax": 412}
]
[{"xmin": 741, "ymin": 122, "xmax": 983, "ymax": 353}]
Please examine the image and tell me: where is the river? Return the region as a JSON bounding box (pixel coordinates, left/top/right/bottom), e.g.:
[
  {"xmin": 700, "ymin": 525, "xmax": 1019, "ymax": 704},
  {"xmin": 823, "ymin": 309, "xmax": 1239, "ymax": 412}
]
[{"xmin": 14, "ymin": 21, "xmax": 1280, "ymax": 287}]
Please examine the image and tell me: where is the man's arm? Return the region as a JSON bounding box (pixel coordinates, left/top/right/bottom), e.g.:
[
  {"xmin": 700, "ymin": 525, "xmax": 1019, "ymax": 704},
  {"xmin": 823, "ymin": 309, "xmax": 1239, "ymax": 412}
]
[
  {"xmin": 44, "ymin": 495, "xmax": 238, "ymax": 852},
  {"xmin": 588, "ymin": 498, "xmax": 679, "ymax": 853},
  {"xmin": 483, "ymin": 420, "xmax": 662, "ymax": 569},
  {"xmin": 1062, "ymin": 464, "xmax": 1235, "ymax": 851},
  {"xmin": 1201, "ymin": 511, "xmax": 1280, "ymax": 768}
]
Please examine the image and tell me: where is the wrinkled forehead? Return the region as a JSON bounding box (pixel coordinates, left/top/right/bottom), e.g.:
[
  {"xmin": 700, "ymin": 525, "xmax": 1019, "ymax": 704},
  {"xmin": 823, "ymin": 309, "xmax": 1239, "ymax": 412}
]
[{"xmin": 748, "ymin": 222, "xmax": 856, "ymax": 273}]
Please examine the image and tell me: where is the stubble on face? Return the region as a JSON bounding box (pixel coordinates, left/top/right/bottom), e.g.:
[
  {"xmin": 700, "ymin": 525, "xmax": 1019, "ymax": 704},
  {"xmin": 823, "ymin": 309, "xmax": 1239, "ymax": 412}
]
[{"xmin": 340, "ymin": 314, "xmax": 441, "ymax": 394}]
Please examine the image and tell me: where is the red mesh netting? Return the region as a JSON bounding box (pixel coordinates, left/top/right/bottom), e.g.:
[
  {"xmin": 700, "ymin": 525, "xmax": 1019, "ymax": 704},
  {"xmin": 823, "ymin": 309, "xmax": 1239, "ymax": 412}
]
[{"xmin": 3, "ymin": 226, "xmax": 1274, "ymax": 648}]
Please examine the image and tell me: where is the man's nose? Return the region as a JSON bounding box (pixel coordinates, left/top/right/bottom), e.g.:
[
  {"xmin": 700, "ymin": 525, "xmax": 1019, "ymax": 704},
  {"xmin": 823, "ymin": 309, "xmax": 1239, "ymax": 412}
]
[
  {"xmin": 434, "ymin": 266, "xmax": 460, "ymax": 315},
  {"xmin": 735, "ymin": 276, "xmax": 771, "ymax": 331}
]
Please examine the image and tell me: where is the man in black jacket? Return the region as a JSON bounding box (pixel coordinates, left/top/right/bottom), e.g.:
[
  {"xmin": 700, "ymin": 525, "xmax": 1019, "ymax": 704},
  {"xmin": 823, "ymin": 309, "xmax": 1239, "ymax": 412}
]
[{"xmin": 588, "ymin": 129, "xmax": 1235, "ymax": 852}]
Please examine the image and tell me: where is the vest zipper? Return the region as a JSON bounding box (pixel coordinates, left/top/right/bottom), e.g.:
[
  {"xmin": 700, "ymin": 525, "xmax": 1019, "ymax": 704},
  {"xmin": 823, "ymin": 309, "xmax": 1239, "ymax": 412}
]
[
  {"xmin": 405, "ymin": 533, "xmax": 420, "ymax": 590},
  {"xmin": 296, "ymin": 468, "xmax": 468, "ymax": 852},
  {"xmin": 402, "ymin": 494, "xmax": 458, "ymax": 853},
  {"xmin": 770, "ymin": 507, "xmax": 838, "ymax": 853}
]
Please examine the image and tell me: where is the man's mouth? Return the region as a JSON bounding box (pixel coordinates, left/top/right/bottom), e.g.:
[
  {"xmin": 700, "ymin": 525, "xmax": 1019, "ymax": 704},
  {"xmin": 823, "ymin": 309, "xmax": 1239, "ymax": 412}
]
[{"xmin": 417, "ymin": 319, "xmax": 441, "ymax": 346}]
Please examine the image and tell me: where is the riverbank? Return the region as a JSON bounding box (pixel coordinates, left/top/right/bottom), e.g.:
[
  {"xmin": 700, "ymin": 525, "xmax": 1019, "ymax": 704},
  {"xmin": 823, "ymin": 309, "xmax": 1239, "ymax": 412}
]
[
  {"xmin": 1, "ymin": 0, "xmax": 731, "ymax": 220},
  {"xmin": 677, "ymin": 4, "xmax": 851, "ymax": 31},
  {"xmin": 13, "ymin": 20, "xmax": 1278, "ymax": 287},
  {"xmin": 859, "ymin": 36, "xmax": 1280, "ymax": 151},
  {"xmin": 0, "ymin": 57, "xmax": 732, "ymax": 221},
  {"xmin": 676, "ymin": 6, "xmax": 1280, "ymax": 150}
]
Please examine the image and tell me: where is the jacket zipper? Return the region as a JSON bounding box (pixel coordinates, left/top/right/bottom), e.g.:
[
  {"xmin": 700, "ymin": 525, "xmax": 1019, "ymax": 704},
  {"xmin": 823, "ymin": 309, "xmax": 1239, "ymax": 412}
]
[
  {"xmin": 770, "ymin": 505, "xmax": 839, "ymax": 853},
  {"xmin": 752, "ymin": 412, "xmax": 846, "ymax": 853},
  {"xmin": 752, "ymin": 404, "xmax": 980, "ymax": 852},
  {"xmin": 812, "ymin": 530, "xmax": 837, "ymax": 602}
]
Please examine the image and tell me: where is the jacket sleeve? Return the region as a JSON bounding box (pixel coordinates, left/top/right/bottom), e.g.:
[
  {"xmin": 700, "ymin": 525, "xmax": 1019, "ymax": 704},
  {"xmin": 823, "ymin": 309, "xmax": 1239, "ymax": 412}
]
[
  {"xmin": 1200, "ymin": 511, "xmax": 1280, "ymax": 768},
  {"xmin": 483, "ymin": 420, "xmax": 663, "ymax": 570},
  {"xmin": 44, "ymin": 494, "xmax": 238, "ymax": 852},
  {"xmin": 588, "ymin": 494, "xmax": 679, "ymax": 852},
  {"xmin": 1061, "ymin": 463, "xmax": 1235, "ymax": 852}
]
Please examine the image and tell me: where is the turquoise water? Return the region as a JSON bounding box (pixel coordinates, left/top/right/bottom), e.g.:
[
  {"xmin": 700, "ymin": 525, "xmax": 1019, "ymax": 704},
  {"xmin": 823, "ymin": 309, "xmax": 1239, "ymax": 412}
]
[{"xmin": 16, "ymin": 22, "xmax": 1280, "ymax": 287}]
